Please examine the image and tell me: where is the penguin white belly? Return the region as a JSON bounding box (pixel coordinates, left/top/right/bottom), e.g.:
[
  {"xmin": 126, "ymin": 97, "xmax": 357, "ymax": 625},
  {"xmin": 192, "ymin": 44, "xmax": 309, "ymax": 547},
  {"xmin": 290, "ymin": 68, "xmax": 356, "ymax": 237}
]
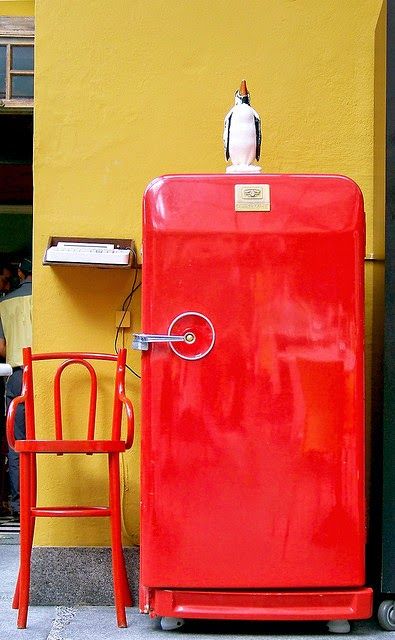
[{"xmin": 229, "ymin": 104, "xmax": 257, "ymax": 166}]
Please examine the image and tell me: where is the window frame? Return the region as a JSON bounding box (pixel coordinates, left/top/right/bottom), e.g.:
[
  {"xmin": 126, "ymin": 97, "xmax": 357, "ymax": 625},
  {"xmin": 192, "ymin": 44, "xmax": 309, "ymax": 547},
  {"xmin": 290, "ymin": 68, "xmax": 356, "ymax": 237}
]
[{"xmin": 0, "ymin": 17, "xmax": 34, "ymax": 110}]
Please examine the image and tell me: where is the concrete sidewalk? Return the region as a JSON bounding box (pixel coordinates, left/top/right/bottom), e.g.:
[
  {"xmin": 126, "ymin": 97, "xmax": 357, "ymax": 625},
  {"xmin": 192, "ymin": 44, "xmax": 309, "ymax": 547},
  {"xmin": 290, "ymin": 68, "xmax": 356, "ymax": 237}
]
[{"xmin": 0, "ymin": 544, "xmax": 388, "ymax": 640}]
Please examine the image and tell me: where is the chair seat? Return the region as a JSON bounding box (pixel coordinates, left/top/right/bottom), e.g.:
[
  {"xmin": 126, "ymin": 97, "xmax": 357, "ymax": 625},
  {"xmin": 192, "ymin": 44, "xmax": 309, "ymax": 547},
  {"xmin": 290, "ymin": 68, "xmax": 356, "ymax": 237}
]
[
  {"xmin": 31, "ymin": 506, "xmax": 111, "ymax": 517},
  {"xmin": 15, "ymin": 440, "xmax": 126, "ymax": 454}
]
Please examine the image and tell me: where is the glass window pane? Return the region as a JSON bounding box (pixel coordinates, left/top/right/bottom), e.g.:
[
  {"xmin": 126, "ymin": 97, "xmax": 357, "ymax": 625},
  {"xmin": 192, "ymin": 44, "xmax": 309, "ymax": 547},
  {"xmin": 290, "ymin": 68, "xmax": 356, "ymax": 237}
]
[
  {"xmin": 0, "ymin": 46, "xmax": 6, "ymax": 99},
  {"xmin": 11, "ymin": 45, "xmax": 34, "ymax": 71},
  {"xmin": 11, "ymin": 75, "xmax": 34, "ymax": 99}
]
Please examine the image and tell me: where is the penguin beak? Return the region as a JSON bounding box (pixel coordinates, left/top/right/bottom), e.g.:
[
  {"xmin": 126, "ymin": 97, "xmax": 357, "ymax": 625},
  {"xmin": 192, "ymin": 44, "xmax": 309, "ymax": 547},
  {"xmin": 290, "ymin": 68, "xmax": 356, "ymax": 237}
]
[{"xmin": 239, "ymin": 79, "xmax": 248, "ymax": 97}]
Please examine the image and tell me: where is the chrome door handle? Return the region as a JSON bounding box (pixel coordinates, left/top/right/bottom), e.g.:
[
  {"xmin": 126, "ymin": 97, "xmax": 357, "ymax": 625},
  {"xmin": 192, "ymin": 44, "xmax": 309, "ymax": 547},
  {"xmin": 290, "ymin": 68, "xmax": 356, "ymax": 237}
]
[{"xmin": 132, "ymin": 332, "xmax": 195, "ymax": 351}]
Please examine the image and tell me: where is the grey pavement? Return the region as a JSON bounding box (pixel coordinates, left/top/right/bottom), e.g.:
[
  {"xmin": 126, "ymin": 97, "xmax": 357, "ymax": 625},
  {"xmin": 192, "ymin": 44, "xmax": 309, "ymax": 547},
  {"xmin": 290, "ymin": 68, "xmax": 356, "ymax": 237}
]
[{"xmin": 0, "ymin": 543, "xmax": 390, "ymax": 640}]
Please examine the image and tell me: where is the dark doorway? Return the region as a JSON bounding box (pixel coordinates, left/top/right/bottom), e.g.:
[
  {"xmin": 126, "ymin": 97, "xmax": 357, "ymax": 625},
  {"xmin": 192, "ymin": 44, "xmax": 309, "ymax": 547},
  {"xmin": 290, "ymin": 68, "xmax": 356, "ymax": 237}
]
[
  {"xmin": 0, "ymin": 113, "xmax": 33, "ymax": 261},
  {"xmin": 0, "ymin": 112, "xmax": 33, "ymax": 518}
]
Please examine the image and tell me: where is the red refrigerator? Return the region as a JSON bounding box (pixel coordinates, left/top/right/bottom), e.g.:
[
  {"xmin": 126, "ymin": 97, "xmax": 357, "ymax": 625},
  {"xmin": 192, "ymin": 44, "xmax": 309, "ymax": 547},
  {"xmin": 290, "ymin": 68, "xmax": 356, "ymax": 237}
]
[{"xmin": 135, "ymin": 174, "xmax": 373, "ymax": 627}]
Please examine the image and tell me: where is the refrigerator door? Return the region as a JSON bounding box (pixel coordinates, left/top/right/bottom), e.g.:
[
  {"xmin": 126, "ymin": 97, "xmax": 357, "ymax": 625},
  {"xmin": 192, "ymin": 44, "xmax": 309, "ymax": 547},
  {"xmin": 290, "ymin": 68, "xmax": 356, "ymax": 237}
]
[{"xmin": 140, "ymin": 174, "xmax": 365, "ymax": 590}]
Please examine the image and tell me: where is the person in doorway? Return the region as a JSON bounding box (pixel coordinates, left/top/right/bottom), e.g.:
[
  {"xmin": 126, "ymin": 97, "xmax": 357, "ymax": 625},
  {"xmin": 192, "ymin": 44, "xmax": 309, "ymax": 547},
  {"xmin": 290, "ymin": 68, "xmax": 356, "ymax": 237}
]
[
  {"xmin": 0, "ymin": 275, "xmax": 10, "ymax": 297},
  {"xmin": 1, "ymin": 264, "xmax": 19, "ymax": 293},
  {"xmin": 0, "ymin": 258, "xmax": 32, "ymax": 521}
]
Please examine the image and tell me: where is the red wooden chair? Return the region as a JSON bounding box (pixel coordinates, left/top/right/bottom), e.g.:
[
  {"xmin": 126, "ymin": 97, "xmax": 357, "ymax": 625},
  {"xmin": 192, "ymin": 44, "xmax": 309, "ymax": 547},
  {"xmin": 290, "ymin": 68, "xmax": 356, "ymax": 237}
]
[{"xmin": 6, "ymin": 347, "xmax": 134, "ymax": 629}]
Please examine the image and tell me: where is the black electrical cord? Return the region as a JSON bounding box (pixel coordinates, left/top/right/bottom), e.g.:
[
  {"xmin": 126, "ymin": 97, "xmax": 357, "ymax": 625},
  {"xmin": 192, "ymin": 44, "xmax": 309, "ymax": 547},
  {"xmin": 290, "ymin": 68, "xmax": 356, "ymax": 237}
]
[{"xmin": 114, "ymin": 249, "xmax": 141, "ymax": 379}]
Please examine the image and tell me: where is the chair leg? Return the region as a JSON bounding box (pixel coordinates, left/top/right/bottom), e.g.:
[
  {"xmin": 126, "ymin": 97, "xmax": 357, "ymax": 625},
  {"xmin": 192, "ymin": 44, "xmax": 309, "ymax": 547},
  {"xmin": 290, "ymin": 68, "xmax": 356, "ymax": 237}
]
[
  {"xmin": 16, "ymin": 453, "xmax": 33, "ymax": 628},
  {"xmin": 110, "ymin": 458, "xmax": 132, "ymax": 609},
  {"xmin": 108, "ymin": 453, "xmax": 131, "ymax": 627},
  {"xmin": 13, "ymin": 453, "xmax": 37, "ymax": 611}
]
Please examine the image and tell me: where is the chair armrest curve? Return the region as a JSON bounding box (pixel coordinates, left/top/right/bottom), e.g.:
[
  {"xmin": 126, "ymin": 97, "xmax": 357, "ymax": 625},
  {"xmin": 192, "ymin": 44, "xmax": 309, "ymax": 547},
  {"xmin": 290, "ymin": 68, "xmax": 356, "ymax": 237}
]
[
  {"xmin": 119, "ymin": 393, "xmax": 134, "ymax": 449},
  {"xmin": 6, "ymin": 394, "xmax": 27, "ymax": 450}
]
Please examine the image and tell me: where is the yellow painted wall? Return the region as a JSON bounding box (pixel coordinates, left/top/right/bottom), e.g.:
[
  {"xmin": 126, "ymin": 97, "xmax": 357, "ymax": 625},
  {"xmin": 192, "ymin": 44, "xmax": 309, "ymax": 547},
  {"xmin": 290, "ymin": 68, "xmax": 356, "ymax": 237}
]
[
  {"xmin": 33, "ymin": 0, "xmax": 386, "ymax": 546},
  {"xmin": 0, "ymin": 0, "xmax": 34, "ymax": 16}
]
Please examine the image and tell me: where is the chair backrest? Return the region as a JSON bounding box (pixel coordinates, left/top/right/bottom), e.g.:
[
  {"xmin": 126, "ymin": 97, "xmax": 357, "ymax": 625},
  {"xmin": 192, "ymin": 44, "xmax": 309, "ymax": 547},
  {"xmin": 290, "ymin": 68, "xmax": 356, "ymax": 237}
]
[{"xmin": 19, "ymin": 347, "xmax": 134, "ymax": 448}]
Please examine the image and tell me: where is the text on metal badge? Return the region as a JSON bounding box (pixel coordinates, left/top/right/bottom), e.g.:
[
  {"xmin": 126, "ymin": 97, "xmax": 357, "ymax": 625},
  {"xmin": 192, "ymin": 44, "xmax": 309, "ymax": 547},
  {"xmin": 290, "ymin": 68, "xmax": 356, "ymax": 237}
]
[{"xmin": 235, "ymin": 184, "xmax": 271, "ymax": 212}]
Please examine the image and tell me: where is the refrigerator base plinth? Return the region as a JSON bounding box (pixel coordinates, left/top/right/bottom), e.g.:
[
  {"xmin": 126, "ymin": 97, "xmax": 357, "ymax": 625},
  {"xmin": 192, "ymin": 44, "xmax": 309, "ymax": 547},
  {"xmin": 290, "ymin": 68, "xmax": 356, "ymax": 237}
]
[{"xmin": 146, "ymin": 587, "xmax": 373, "ymax": 621}]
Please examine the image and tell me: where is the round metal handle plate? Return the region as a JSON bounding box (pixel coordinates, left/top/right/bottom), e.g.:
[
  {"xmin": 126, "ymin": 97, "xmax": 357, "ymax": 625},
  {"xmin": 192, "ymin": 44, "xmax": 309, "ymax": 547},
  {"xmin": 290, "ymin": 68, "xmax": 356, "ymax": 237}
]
[{"xmin": 168, "ymin": 312, "xmax": 215, "ymax": 360}]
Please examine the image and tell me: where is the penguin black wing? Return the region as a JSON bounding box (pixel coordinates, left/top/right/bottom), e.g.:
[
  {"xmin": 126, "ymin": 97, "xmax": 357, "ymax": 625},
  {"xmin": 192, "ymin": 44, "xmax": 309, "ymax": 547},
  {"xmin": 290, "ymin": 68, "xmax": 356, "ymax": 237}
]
[
  {"xmin": 223, "ymin": 112, "xmax": 233, "ymax": 161},
  {"xmin": 254, "ymin": 115, "xmax": 261, "ymax": 162}
]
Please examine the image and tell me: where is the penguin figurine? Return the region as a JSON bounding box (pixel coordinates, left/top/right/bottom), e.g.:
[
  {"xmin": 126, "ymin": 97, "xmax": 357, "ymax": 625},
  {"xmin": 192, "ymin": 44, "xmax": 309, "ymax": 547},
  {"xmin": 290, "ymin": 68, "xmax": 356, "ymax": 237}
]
[{"xmin": 223, "ymin": 80, "xmax": 262, "ymax": 173}]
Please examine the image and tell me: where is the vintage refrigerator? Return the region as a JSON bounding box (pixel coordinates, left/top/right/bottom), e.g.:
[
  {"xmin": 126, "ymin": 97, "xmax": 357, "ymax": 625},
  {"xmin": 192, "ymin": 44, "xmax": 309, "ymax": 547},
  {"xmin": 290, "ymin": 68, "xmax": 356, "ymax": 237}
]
[{"xmin": 135, "ymin": 174, "xmax": 373, "ymax": 628}]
